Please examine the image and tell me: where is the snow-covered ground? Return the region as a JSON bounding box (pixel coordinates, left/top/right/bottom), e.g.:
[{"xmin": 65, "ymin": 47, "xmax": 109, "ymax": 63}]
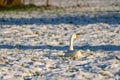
[
  {"xmin": 0, "ymin": 8, "xmax": 120, "ymax": 80},
  {"xmin": 24, "ymin": 0, "xmax": 120, "ymax": 7}
]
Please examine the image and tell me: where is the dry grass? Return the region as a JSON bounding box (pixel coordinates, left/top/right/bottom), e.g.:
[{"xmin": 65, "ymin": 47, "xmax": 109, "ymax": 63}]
[{"xmin": 0, "ymin": 0, "xmax": 23, "ymax": 7}]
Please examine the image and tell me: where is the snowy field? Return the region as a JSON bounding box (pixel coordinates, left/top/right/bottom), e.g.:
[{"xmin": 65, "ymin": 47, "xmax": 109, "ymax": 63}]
[{"xmin": 0, "ymin": 8, "xmax": 120, "ymax": 80}]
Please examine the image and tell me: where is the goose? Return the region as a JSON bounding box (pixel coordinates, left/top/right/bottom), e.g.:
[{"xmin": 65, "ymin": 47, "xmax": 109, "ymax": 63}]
[{"xmin": 64, "ymin": 33, "xmax": 82, "ymax": 59}]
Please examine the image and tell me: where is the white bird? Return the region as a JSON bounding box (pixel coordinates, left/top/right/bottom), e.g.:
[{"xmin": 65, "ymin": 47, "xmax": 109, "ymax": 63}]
[{"xmin": 64, "ymin": 33, "xmax": 82, "ymax": 59}]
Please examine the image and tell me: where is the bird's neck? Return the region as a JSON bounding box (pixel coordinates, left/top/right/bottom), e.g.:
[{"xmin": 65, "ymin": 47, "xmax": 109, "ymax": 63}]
[{"xmin": 69, "ymin": 36, "xmax": 74, "ymax": 50}]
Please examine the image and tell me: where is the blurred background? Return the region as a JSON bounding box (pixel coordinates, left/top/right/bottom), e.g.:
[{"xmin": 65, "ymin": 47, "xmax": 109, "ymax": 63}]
[{"xmin": 0, "ymin": 0, "xmax": 120, "ymax": 7}]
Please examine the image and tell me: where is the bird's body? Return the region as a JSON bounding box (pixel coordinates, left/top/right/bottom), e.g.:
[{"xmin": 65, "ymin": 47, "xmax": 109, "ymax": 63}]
[
  {"xmin": 64, "ymin": 34, "xmax": 82, "ymax": 59},
  {"xmin": 65, "ymin": 50, "xmax": 82, "ymax": 59}
]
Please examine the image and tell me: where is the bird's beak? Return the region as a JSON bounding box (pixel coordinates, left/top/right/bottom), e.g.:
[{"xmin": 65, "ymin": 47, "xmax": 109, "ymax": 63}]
[{"xmin": 76, "ymin": 34, "xmax": 80, "ymax": 38}]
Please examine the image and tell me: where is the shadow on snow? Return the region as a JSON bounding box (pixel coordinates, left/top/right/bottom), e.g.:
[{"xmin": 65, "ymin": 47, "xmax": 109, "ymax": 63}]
[
  {"xmin": 0, "ymin": 12, "xmax": 120, "ymax": 25},
  {"xmin": 0, "ymin": 44, "xmax": 120, "ymax": 51}
]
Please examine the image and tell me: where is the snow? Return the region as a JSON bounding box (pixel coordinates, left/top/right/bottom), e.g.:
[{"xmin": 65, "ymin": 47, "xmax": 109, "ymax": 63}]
[
  {"xmin": 23, "ymin": 0, "xmax": 120, "ymax": 7},
  {"xmin": 0, "ymin": 8, "xmax": 120, "ymax": 80}
]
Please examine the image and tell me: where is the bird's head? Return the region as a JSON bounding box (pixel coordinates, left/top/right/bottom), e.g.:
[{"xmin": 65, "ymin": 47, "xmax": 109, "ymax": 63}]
[{"xmin": 72, "ymin": 33, "xmax": 80, "ymax": 39}]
